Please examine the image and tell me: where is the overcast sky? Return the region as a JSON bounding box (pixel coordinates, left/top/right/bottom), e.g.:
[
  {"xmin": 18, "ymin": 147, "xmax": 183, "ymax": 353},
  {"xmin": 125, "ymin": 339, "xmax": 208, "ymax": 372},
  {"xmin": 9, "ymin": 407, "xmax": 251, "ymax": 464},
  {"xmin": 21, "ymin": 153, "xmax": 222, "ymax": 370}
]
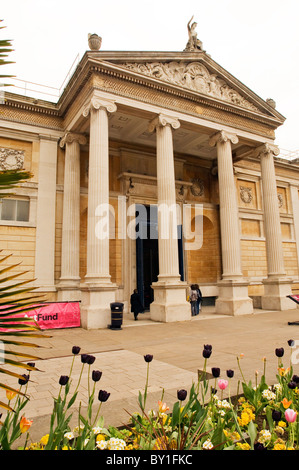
[{"xmin": 1, "ymin": 0, "xmax": 298, "ymax": 153}]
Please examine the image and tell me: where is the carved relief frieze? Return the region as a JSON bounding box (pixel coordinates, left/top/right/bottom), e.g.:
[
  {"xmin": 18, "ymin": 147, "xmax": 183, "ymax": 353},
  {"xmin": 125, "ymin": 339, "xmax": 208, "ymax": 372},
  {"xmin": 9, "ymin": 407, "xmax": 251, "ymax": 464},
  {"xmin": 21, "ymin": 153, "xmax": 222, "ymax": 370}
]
[
  {"xmin": 190, "ymin": 178, "xmax": 205, "ymax": 197},
  {"xmin": 240, "ymin": 186, "xmax": 253, "ymax": 204},
  {"xmin": 277, "ymin": 193, "xmax": 284, "ymax": 208},
  {"xmin": 0, "ymin": 148, "xmax": 25, "ymax": 170},
  {"xmin": 122, "ymin": 61, "xmax": 259, "ymax": 112}
]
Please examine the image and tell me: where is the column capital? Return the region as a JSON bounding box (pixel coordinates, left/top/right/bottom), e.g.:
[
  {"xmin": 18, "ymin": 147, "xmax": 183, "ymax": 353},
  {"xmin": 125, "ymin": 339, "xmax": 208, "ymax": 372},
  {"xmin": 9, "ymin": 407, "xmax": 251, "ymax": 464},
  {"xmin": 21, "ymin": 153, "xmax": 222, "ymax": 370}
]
[
  {"xmin": 148, "ymin": 114, "xmax": 180, "ymax": 133},
  {"xmin": 82, "ymin": 96, "xmax": 117, "ymax": 118},
  {"xmin": 209, "ymin": 130, "xmax": 239, "ymax": 147},
  {"xmin": 253, "ymin": 143, "xmax": 280, "ymax": 159},
  {"xmin": 60, "ymin": 132, "xmax": 87, "ymax": 148}
]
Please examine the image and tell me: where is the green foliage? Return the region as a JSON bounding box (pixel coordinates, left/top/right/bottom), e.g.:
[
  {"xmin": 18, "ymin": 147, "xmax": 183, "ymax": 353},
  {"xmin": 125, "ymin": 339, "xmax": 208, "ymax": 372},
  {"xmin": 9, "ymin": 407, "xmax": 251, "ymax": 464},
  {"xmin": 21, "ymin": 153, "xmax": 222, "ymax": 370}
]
[
  {"xmin": 0, "ymin": 341, "xmax": 299, "ymax": 450},
  {"xmin": 0, "ymin": 19, "xmax": 15, "ymax": 82}
]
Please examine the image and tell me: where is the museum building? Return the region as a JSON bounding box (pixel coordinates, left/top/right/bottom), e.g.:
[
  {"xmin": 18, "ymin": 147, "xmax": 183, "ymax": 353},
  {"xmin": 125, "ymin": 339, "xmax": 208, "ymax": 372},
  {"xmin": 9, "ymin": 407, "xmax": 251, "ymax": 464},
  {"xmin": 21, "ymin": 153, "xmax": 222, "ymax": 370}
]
[{"xmin": 0, "ymin": 28, "xmax": 299, "ymax": 329}]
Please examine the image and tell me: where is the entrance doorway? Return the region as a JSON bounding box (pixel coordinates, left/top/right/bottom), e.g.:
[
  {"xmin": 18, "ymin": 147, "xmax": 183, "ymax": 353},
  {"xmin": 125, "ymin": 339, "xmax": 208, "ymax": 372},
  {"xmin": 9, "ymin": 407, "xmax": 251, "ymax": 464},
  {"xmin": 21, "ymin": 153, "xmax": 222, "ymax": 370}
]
[{"xmin": 135, "ymin": 205, "xmax": 184, "ymax": 310}]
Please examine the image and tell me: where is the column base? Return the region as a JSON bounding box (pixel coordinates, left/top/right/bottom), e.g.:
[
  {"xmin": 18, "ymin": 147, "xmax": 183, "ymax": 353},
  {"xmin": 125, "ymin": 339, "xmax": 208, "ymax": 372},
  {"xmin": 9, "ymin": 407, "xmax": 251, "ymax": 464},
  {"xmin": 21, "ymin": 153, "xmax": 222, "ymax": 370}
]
[
  {"xmin": 150, "ymin": 280, "xmax": 190, "ymax": 323},
  {"xmin": 261, "ymin": 277, "xmax": 294, "ymax": 310},
  {"xmin": 57, "ymin": 278, "xmax": 81, "ymax": 302},
  {"xmin": 80, "ymin": 282, "xmax": 117, "ymax": 329},
  {"xmin": 215, "ymin": 279, "xmax": 253, "ymax": 316}
]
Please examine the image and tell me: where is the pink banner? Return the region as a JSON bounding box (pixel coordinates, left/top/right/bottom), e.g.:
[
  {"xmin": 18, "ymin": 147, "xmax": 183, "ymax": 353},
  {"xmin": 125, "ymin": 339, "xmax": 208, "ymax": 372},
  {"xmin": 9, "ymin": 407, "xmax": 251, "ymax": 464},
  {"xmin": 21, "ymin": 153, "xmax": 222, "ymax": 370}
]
[
  {"xmin": 0, "ymin": 302, "xmax": 81, "ymax": 331},
  {"xmin": 288, "ymin": 295, "xmax": 299, "ymax": 305}
]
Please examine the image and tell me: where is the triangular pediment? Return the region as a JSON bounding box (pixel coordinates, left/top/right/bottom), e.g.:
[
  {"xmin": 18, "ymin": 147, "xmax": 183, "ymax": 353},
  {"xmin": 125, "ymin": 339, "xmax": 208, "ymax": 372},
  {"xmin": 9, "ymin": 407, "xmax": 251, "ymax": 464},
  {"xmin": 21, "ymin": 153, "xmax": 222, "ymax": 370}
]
[
  {"xmin": 121, "ymin": 60, "xmax": 261, "ymax": 112},
  {"xmin": 86, "ymin": 51, "xmax": 284, "ymax": 124}
]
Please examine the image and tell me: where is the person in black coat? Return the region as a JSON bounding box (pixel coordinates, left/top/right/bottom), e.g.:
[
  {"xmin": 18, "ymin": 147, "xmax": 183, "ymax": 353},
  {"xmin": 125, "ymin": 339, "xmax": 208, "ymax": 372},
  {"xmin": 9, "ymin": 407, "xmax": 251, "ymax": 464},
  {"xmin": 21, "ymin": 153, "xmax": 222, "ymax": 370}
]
[
  {"xmin": 130, "ymin": 289, "xmax": 144, "ymax": 321},
  {"xmin": 195, "ymin": 284, "xmax": 203, "ymax": 314}
]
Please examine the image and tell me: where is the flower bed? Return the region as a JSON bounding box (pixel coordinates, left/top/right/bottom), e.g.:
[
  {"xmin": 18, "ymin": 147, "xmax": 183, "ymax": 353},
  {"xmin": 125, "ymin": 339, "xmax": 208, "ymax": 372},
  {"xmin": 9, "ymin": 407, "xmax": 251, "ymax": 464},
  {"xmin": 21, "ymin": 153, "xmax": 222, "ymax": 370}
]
[{"xmin": 0, "ymin": 341, "xmax": 299, "ymax": 450}]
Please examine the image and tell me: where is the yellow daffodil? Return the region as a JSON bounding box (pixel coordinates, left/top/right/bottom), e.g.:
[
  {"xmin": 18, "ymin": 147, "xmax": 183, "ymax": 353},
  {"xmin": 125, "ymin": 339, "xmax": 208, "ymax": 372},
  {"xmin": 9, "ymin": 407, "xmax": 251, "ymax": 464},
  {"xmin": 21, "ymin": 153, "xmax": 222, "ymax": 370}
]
[
  {"xmin": 236, "ymin": 442, "xmax": 250, "ymax": 450},
  {"xmin": 278, "ymin": 420, "xmax": 286, "ymax": 428},
  {"xmin": 273, "ymin": 442, "xmax": 286, "ymax": 450},
  {"xmin": 40, "ymin": 434, "xmax": 49, "ymax": 446}
]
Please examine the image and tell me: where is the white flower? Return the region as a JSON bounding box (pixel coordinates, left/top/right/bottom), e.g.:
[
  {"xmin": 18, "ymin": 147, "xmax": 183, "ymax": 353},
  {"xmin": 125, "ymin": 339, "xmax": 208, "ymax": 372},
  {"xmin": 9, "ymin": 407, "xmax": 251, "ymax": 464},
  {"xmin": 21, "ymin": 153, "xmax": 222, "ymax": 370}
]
[
  {"xmin": 64, "ymin": 432, "xmax": 74, "ymax": 440},
  {"xmin": 274, "ymin": 425, "xmax": 285, "ymax": 436},
  {"xmin": 72, "ymin": 425, "xmax": 84, "ymax": 436},
  {"xmin": 92, "ymin": 426, "xmax": 103, "ymax": 435},
  {"xmin": 258, "ymin": 429, "xmax": 271, "ymax": 444},
  {"xmin": 107, "ymin": 437, "xmax": 126, "ymax": 450},
  {"xmin": 96, "ymin": 440, "xmax": 108, "ymax": 450},
  {"xmin": 202, "ymin": 439, "xmax": 213, "ymax": 450},
  {"xmin": 262, "ymin": 389, "xmax": 276, "ymax": 401}
]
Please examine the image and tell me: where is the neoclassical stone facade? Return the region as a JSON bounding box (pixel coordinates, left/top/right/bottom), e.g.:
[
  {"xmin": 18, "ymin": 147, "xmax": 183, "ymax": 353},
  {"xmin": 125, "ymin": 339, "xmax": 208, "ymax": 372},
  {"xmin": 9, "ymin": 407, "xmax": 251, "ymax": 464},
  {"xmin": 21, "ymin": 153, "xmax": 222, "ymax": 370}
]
[{"xmin": 0, "ymin": 32, "xmax": 298, "ymax": 328}]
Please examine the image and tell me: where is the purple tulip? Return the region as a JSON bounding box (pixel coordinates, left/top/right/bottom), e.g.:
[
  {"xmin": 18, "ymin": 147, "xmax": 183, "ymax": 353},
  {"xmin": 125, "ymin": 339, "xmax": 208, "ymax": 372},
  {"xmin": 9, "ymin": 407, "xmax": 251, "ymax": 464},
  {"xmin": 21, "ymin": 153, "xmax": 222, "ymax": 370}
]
[{"xmin": 98, "ymin": 390, "xmax": 110, "ymax": 402}]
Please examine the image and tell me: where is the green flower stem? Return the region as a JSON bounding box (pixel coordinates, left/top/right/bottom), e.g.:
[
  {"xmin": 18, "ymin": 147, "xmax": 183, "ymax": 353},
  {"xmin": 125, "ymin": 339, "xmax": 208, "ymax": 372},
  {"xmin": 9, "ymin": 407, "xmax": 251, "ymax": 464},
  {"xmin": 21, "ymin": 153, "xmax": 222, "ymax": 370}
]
[
  {"xmin": 74, "ymin": 363, "xmax": 85, "ymax": 394},
  {"xmin": 92, "ymin": 402, "xmax": 102, "ymax": 428},
  {"xmin": 228, "ymin": 378, "xmax": 232, "ymax": 400},
  {"xmin": 197, "ymin": 358, "xmax": 207, "ymax": 393},
  {"xmin": 178, "ymin": 401, "xmax": 182, "ymax": 449},
  {"xmin": 69, "ymin": 355, "xmax": 76, "ymax": 378},
  {"xmin": 57, "ymin": 385, "xmax": 63, "ymax": 401},
  {"xmin": 263, "ymin": 358, "xmax": 267, "ymax": 378},
  {"xmin": 88, "ymin": 364, "xmax": 91, "ymax": 398},
  {"xmin": 88, "ymin": 382, "xmax": 97, "ymax": 424},
  {"xmin": 23, "ymin": 431, "xmax": 29, "ymax": 450},
  {"xmin": 237, "ymin": 357, "xmax": 246, "ymax": 384},
  {"xmin": 143, "ymin": 362, "xmax": 150, "ymax": 413}
]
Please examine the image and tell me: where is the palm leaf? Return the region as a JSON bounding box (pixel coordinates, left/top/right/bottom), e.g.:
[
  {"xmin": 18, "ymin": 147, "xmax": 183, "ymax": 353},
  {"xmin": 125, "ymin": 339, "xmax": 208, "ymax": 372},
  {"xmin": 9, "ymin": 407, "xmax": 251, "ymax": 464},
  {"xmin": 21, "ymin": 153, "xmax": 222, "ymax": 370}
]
[
  {"xmin": 0, "ymin": 400, "xmax": 14, "ymax": 413},
  {"xmin": 0, "ymin": 32, "xmax": 51, "ymax": 411},
  {"xmin": 0, "ymin": 170, "xmax": 33, "ymax": 197}
]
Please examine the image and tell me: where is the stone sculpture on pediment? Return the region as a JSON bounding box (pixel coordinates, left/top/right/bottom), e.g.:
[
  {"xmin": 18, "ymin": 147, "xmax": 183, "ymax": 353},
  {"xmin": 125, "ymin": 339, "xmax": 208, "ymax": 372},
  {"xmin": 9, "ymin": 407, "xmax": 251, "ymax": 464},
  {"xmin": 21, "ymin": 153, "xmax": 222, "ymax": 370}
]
[
  {"xmin": 184, "ymin": 16, "xmax": 203, "ymax": 52},
  {"xmin": 122, "ymin": 61, "xmax": 259, "ymax": 111}
]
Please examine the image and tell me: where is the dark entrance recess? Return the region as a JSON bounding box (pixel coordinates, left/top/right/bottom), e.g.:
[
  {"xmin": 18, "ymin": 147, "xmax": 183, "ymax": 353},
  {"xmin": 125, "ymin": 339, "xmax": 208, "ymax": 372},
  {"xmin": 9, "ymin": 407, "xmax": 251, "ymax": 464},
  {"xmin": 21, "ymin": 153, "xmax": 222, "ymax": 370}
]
[{"xmin": 136, "ymin": 205, "xmax": 184, "ymax": 310}]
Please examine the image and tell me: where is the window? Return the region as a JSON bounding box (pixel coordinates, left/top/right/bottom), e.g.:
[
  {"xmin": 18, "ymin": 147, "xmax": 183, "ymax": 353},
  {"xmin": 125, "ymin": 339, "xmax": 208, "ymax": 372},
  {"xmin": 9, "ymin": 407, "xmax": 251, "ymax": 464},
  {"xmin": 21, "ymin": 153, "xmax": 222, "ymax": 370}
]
[{"xmin": 0, "ymin": 198, "xmax": 30, "ymax": 222}]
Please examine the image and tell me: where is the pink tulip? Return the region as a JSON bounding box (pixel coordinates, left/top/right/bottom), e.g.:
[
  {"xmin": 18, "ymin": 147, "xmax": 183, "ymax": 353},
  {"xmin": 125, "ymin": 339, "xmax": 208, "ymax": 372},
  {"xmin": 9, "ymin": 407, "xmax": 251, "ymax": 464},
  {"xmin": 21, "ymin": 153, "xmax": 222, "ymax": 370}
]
[
  {"xmin": 218, "ymin": 379, "xmax": 228, "ymax": 390},
  {"xmin": 285, "ymin": 408, "xmax": 297, "ymax": 423}
]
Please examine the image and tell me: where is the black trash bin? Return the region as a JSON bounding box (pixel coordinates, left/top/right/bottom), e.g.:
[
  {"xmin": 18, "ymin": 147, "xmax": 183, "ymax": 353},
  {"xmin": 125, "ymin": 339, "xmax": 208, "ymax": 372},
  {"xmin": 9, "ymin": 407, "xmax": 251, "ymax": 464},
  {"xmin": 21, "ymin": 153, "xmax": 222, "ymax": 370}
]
[{"xmin": 108, "ymin": 302, "xmax": 124, "ymax": 330}]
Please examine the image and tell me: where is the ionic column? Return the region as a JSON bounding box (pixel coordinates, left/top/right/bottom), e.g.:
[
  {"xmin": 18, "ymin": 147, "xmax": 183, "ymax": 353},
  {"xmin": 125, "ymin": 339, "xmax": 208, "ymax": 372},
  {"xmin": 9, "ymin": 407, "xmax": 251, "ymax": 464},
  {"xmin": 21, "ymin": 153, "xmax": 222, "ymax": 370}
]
[
  {"xmin": 289, "ymin": 184, "xmax": 299, "ymax": 271},
  {"xmin": 80, "ymin": 95, "xmax": 117, "ymax": 329},
  {"xmin": 257, "ymin": 144, "xmax": 285, "ymax": 276},
  {"xmin": 149, "ymin": 114, "xmax": 180, "ymax": 281},
  {"xmin": 209, "ymin": 130, "xmax": 253, "ymax": 315},
  {"xmin": 148, "ymin": 114, "xmax": 190, "ymax": 323},
  {"xmin": 58, "ymin": 132, "xmax": 86, "ymax": 301},
  {"xmin": 83, "ymin": 96, "xmax": 116, "ymax": 282},
  {"xmin": 255, "ymin": 143, "xmax": 293, "ymax": 310},
  {"xmin": 209, "ymin": 130, "xmax": 242, "ymax": 279}
]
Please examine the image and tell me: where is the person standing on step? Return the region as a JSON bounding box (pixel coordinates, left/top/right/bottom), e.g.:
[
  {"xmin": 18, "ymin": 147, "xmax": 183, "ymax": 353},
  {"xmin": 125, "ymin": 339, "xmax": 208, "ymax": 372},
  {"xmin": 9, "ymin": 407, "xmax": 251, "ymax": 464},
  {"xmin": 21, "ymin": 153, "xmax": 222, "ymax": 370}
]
[
  {"xmin": 189, "ymin": 284, "xmax": 199, "ymax": 317},
  {"xmin": 130, "ymin": 289, "xmax": 144, "ymax": 321},
  {"xmin": 195, "ymin": 283, "xmax": 203, "ymax": 315}
]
